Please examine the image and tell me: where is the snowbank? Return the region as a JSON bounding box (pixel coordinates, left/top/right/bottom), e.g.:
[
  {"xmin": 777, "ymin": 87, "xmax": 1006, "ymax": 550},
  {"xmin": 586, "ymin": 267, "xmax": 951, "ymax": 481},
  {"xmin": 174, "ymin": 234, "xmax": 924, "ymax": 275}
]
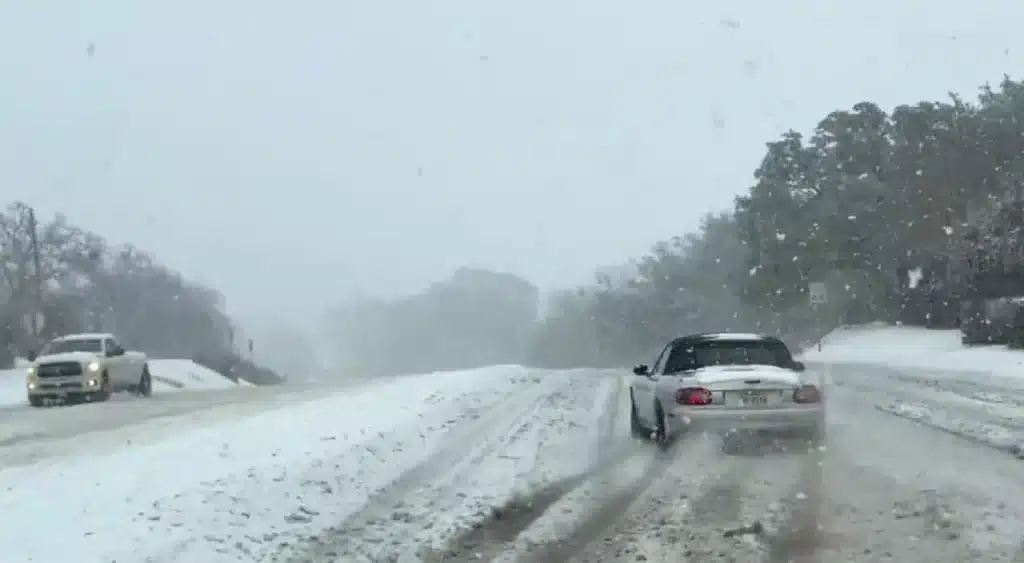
[
  {"xmin": 148, "ymin": 358, "xmax": 241, "ymax": 390},
  {"xmin": 802, "ymin": 324, "xmax": 1024, "ymax": 377},
  {"xmin": 0, "ymin": 364, "xmax": 615, "ymax": 563}
]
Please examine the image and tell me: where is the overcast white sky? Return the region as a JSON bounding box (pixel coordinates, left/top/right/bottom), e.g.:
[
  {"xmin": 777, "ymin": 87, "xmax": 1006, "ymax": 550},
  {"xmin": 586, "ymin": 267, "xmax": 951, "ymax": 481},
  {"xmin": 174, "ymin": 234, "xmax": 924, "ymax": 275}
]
[{"xmin": 1, "ymin": 0, "xmax": 1019, "ymax": 323}]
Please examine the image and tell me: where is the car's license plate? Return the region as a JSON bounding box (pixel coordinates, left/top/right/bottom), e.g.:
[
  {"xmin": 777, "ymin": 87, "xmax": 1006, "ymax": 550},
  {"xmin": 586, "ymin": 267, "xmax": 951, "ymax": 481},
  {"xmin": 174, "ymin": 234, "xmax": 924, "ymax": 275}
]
[{"xmin": 728, "ymin": 391, "xmax": 779, "ymax": 407}]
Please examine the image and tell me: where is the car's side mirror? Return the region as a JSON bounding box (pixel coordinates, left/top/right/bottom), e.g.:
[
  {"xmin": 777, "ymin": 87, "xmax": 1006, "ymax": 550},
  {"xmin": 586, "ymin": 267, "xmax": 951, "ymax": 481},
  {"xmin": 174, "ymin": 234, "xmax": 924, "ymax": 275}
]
[
  {"xmin": 633, "ymin": 364, "xmax": 649, "ymax": 376},
  {"xmin": 25, "ymin": 350, "xmax": 37, "ymax": 362},
  {"xmin": 107, "ymin": 346, "xmax": 125, "ymax": 357},
  {"xmin": 790, "ymin": 361, "xmax": 806, "ymax": 372}
]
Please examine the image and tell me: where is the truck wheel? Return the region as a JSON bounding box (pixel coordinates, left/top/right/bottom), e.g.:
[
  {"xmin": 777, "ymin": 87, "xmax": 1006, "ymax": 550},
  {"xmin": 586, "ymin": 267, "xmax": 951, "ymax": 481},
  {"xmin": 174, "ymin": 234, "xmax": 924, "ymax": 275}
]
[
  {"xmin": 136, "ymin": 365, "xmax": 153, "ymax": 397},
  {"xmin": 28, "ymin": 396, "xmax": 44, "ymax": 408}
]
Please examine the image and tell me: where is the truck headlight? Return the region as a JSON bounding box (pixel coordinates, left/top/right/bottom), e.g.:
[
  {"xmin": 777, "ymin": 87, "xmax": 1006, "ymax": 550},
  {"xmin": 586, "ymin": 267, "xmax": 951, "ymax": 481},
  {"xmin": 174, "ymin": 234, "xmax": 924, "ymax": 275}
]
[
  {"xmin": 26, "ymin": 366, "xmax": 35, "ymax": 376},
  {"xmin": 87, "ymin": 361, "xmax": 101, "ymax": 372},
  {"xmin": 27, "ymin": 382, "xmax": 36, "ymax": 390}
]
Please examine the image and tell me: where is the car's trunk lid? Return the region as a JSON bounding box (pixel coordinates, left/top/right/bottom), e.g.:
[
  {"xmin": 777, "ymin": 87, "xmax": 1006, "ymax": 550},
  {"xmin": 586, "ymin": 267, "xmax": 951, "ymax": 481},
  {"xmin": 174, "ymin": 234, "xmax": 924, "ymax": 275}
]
[
  {"xmin": 688, "ymin": 365, "xmax": 800, "ymax": 389},
  {"xmin": 680, "ymin": 365, "xmax": 802, "ymax": 408}
]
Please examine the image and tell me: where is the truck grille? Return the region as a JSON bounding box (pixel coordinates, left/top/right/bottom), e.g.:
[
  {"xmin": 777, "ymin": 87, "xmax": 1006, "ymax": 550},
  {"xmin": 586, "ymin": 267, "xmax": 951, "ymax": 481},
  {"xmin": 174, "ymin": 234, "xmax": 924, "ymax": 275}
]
[
  {"xmin": 38, "ymin": 381, "xmax": 83, "ymax": 389},
  {"xmin": 36, "ymin": 362, "xmax": 83, "ymax": 378}
]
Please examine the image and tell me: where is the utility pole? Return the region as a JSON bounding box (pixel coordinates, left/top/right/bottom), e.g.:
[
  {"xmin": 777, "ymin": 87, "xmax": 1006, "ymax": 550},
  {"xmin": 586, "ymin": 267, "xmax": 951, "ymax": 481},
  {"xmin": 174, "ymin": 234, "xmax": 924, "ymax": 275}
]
[{"xmin": 26, "ymin": 206, "xmax": 42, "ymax": 339}]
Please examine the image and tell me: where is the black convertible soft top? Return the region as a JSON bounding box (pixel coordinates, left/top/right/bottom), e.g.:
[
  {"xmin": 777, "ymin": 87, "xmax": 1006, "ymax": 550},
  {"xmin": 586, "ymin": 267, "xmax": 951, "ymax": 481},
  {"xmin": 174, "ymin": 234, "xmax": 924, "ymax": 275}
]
[
  {"xmin": 667, "ymin": 332, "xmax": 782, "ymax": 347},
  {"xmin": 661, "ymin": 333, "xmax": 794, "ymax": 373}
]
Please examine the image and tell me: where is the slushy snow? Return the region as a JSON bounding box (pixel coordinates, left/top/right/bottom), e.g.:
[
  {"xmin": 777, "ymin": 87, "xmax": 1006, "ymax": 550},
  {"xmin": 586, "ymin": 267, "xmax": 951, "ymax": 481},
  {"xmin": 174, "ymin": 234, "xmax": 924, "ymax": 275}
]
[
  {"xmin": 803, "ymin": 324, "xmax": 1024, "ymax": 457},
  {"xmin": 0, "ymin": 365, "xmax": 618, "ymax": 562}
]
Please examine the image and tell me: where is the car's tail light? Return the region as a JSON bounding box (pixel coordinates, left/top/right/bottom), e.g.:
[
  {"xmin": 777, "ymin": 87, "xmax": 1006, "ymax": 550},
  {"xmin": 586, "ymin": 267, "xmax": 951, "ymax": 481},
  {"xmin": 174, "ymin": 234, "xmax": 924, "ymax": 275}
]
[
  {"xmin": 675, "ymin": 387, "xmax": 713, "ymax": 406},
  {"xmin": 793, "ymin": 384, "xmax": 821, "ymax": 404}
]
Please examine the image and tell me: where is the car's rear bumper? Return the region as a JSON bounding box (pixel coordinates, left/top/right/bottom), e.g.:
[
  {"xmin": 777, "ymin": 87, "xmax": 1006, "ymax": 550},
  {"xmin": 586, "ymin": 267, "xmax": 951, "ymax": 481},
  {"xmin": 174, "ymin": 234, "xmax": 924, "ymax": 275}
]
[{"xmin": 667, "ymin": 404, "xmax": 824, "ymax": 434}]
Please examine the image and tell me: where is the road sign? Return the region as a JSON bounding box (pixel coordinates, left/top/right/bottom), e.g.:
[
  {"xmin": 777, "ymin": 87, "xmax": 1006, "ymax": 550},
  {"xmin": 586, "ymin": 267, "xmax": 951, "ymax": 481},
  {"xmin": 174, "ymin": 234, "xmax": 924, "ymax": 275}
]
[{"xmin": 809, "ymin": 282, "xmax": 827, "ymax": 305}]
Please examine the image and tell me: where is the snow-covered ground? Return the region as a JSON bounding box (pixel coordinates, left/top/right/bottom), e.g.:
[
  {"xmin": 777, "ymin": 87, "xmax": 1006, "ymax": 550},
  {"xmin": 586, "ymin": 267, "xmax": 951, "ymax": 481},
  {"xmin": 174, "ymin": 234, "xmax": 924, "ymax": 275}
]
[
  {"xmin": 6, "ymin": 336, "xmax": 1024, "ymax": 562},
  {"xmin": 0, "ymin": 365, "xmax": 623, "ymax": 563},
  {"xmin": 0, "ymin": 370, "xmax": 27, "ymax": 407},
  {"xmin": 804, "ymin": 323, "xmax": 1024, "ymax": 457},
  {"xmin": 803, "ymin": 323, "xmax": 1024, "ymax": 377},
  {"xmin": 0, "ymin": 358, "xmax": 243, "ymax": 408},
  {"xmin": 149, "ymin": 358, "xmax": 246, "ymax": 390}
]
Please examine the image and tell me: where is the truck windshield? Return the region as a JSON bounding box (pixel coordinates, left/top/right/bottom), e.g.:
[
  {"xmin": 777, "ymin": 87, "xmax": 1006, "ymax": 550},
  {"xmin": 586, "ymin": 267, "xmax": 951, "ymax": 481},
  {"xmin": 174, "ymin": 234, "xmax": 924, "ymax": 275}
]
[{"xmin": 40, "ymin": 339, "xmax": 103, "ymax": 355}]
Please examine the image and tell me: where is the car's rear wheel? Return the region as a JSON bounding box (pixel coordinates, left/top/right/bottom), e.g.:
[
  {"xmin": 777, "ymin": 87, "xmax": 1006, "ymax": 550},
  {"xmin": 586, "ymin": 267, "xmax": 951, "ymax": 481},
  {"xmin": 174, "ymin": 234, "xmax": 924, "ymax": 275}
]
[
  {"xmin": 654, "ymin": 402, "xmax": 672, "ymax": 450},
  {"xmin": 629, "ymin": 391, "xmax": 651, "ymax": 440},
  {"xmin": 136, "ymin": 365, "xmax": 153, "ymax": 398}
]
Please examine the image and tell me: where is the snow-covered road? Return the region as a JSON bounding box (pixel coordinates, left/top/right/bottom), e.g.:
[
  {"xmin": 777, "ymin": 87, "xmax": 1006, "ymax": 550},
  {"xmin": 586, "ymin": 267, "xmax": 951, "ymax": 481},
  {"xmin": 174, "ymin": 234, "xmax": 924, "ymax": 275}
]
[
  {"xmin": 6, "ymin": 329, "xmax": 1024, "ymax": 562},
  {"xmin": 552, "ymin": 375, "xmax": 1024, "ymax": 563},
  {"xmin": 0, "ymin": 385, "xmax": 340, "ymax": 468}
]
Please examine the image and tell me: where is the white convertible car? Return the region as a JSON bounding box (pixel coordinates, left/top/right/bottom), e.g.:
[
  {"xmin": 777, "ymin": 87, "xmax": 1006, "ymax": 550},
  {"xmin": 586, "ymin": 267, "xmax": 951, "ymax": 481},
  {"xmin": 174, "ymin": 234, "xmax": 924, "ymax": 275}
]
[
  {"xmin": 630, "ymin": 332, "xmax": 824, "ymax": 453},
  {"xmin": 25, "ymin": 332, "xmax": 153, "ymax": 406}
]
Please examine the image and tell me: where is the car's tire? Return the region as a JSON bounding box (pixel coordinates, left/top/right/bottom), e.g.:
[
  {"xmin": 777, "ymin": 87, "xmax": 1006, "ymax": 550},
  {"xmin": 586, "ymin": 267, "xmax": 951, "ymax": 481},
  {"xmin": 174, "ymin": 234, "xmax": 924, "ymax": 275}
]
[
  {"xmin": 28, "ymin": 396, "xmax": 44, "ymax": 408},
  {"xmin": 136, "ymin": 364, "xmax": 153, "ymax": 398},
  {"xmin": 654, "ymin": 402, "xmax": 672, "ymax": 451},
  {"xmin": 629, "ymin": 391, "xmax": 651, "ymax": 440}
]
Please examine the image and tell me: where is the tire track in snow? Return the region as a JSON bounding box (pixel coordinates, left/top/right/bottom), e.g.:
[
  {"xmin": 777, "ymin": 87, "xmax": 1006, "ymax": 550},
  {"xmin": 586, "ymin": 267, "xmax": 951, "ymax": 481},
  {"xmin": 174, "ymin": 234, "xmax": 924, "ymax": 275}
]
[
  {"xmin": 649, "ymin": 447, "xmax": 820, "ymax": 563},
  {"xmin": 511, "ymin": 442, "xmax": 691, "ymax": 562},
  {"xmin": 551, "ymin": 436, "xmax": 822, "ymax": 563},
  {"xmin": 394, "ymin": 374, "xmax": 638, "ymax": 563},
  {"xmin": 494, "ymin": 375, "xmax": 690, "ymax": 562},
  {"xmin": 424, "ymin": 443, "xmax": 675, "ymax": 563},
  {"xmin": 274, "ymin": 373, "xmax": 600, "ymax": 563},
  {"xmin": 418, "ymin": 475, "xmax": 592, "ymax": 563}
]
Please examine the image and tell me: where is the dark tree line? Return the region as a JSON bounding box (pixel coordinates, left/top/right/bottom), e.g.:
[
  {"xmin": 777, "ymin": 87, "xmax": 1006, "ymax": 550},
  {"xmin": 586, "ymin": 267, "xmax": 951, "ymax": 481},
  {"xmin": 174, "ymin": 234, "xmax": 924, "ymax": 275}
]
[
  {"xmin": 0, "ymin": 202, "xmax": 282, "ymax": 383},
  {"xmin": 529, "ymin": 75, "xmax": 1024, "ymax": 367}
]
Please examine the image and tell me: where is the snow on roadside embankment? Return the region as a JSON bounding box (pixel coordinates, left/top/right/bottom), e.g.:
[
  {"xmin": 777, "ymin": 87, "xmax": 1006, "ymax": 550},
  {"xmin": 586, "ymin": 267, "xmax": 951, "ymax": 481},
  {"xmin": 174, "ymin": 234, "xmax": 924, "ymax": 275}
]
[
  {"xmin": 0, "ymin": 365, "xmax": 621, "ymax": 563},
  {"xmin": 804, "ymin": 324, "xmax": 1024, "ymax": 376},
  {"xmin": 149, "ymin": 358, "xmax": 248, "ymax": 390},
  {"xmin": 802, "ymin": 324, "xmax": 1024, "ymax": 457}
]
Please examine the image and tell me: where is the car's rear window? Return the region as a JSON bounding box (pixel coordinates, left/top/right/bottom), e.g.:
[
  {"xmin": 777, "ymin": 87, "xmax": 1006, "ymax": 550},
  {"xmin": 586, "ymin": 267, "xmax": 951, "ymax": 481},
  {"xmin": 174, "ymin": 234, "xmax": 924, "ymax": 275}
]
[{"xmin": 664, "ymin": 341, "xmax": 792, "ymax": 374}]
